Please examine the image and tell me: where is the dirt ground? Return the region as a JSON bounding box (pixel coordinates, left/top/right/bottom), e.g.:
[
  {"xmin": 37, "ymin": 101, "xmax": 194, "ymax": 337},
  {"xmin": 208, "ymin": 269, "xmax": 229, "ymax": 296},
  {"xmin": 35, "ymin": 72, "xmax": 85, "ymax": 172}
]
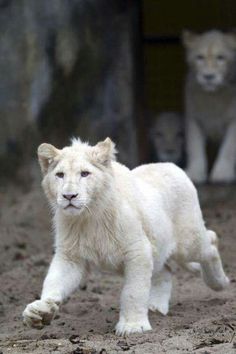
[{"xmin": 0, "ymin": 180, "xmax": 236, "ymax": 354}]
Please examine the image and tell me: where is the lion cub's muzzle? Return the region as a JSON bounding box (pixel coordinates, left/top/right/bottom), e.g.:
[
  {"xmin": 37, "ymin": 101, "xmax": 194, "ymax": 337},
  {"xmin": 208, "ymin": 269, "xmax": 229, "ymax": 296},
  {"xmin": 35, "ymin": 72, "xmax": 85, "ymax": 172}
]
[
  {"xmin": 63, "ymin": 194, "xmax": 82, "ymax": 211},
  {"xmin": 63, "ymin": 193, "xmax": 78, "ymax": 201},
  {"xmin": 57, "ymin": 192, "xmax": 82, "ymax": 212},
  {"xmin": 198, "ymin": 72, "xmax": 223, "ymax": 91}
]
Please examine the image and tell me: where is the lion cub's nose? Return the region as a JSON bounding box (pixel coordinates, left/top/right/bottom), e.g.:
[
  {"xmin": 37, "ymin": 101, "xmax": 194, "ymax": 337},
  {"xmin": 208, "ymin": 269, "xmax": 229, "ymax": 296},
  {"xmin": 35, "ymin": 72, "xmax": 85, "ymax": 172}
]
[
  {"xmin": 204, "ymin": 74, "xmax": 215, "ymax": 81},
  {"xmin": 63, "ymin": 194, "xmax": 78, "ymax": 201}
]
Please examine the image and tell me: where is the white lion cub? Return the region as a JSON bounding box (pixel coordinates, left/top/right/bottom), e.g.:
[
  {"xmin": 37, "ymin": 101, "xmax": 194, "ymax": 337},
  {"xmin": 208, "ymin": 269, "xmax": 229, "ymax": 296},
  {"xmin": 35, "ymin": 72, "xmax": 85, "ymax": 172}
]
[
  {"xmin": 23, "ymin": 138, "xmax": 229, "ymax": 335},
  {"xmin": 183, "ymin": 30, "xmax": 236, "ymax": 183}
]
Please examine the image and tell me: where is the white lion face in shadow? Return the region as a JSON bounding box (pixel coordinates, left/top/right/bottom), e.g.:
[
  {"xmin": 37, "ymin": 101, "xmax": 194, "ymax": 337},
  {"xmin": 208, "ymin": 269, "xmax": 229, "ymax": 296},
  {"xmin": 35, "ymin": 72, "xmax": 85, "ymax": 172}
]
[
  {"xmin": 151, "ymin": 112, "xmax": 184, "ymax": 164},
  {"xmin": 183, "ymin": 30, "xmax": 236, "ymax": 92}
]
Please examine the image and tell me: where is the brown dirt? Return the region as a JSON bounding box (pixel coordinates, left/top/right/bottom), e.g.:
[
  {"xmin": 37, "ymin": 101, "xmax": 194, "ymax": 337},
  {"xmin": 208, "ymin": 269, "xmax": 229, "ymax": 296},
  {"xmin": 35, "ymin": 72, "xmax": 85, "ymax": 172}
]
[{"xmin": 0, "ymin": 183, "xmax": 236, "ymax": 354}]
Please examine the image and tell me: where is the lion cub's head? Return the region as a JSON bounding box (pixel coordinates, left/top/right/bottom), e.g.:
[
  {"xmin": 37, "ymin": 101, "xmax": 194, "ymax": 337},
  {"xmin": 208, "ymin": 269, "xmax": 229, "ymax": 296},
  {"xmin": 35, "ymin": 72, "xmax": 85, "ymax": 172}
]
[
  {"xmin": 38, "ymin": 138, "xmax": 116, "ymax": 216},
  {"xmin": 150, "ymin": 112, "xmax": 184, "ymax": 165},
  {"xmin": 183, "ymin": 30, "xmax": 236, "ymax": 91}
]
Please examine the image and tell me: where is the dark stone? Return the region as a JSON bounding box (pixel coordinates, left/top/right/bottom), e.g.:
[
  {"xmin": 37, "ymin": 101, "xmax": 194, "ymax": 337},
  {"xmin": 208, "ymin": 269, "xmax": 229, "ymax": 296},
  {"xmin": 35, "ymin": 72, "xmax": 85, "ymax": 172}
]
[{"xmin": 69, "ymin": 334, "xmax": 81, "ymax": 344}]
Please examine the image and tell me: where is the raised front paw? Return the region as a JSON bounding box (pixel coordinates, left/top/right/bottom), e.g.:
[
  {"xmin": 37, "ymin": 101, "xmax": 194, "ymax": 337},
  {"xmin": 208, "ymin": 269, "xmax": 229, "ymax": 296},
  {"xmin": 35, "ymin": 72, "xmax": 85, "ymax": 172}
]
[
  {"xmin": 22, "ymin": 299, "xmax": 59, "ymax": 329},
  {"xmin": 115, "ymin": 317, "xmax": 152, "ymax": 336}
]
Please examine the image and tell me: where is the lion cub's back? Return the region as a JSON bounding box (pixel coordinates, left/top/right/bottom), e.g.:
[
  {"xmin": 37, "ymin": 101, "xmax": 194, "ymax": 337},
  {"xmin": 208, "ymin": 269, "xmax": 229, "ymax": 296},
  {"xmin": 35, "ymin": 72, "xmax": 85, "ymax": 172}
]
[{"xmin": 132, "ymin": 162, "xmax": 195, "ymax": 197}]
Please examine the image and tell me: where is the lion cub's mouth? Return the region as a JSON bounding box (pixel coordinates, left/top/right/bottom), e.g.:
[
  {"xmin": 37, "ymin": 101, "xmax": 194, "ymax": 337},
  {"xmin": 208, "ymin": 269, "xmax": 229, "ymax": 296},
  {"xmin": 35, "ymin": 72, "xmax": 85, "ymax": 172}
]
[{"xmin": 64, "ymin": 204, "xmax": 81, "ymax": 210}]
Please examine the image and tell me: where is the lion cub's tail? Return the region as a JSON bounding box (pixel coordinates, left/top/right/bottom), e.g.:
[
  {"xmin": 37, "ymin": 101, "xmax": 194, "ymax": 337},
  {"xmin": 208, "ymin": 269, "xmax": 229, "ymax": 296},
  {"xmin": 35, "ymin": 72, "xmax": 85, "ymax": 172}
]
[{"xmin": 200, "ymin": 230, "xmax": 229, "ymax": 291}]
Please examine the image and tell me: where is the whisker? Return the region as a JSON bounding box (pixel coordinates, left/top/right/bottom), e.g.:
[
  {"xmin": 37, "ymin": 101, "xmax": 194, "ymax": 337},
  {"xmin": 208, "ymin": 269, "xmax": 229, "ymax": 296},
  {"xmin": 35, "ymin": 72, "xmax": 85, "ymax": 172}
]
[{"xmin": 84, "ymin": 204, "xmax": 92, "ymax": 216}]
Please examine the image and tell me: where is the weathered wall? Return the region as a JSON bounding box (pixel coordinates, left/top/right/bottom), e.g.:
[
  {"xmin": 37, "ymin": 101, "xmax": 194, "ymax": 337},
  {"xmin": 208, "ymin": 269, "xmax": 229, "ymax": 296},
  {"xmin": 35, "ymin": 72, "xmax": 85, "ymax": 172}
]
[{"xmin": 0, "ymin": 0, "xmax": 138, "ymax": 180}]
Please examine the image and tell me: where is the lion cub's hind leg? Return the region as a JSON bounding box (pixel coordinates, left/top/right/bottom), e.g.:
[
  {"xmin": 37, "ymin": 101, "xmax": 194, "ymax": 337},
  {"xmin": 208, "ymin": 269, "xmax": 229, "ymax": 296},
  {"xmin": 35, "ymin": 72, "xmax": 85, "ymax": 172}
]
[{"xmin": 148, "ymin": 265, "xmax": 172, "ymax": 315}]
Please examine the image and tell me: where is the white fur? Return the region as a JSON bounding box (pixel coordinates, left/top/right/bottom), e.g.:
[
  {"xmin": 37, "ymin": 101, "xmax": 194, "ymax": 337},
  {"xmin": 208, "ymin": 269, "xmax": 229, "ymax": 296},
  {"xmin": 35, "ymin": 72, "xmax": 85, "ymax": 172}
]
[
  {"xmin": 183, "ymin": 30, "xmax": 236, "ymax": 183},
  {"xmin": 23, "ymin": 138, "xmax": 229, "ymax": 335}
]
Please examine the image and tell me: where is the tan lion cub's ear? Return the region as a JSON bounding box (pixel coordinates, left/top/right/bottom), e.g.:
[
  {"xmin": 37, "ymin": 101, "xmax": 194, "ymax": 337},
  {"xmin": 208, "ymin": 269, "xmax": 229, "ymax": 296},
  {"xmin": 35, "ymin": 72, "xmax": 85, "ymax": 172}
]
[
  {"xmin": 182, "ymin": 30, "xmax": 198, "ymax": 48},
  {"xmin": 38, "ymin": 143, "xmax": 60, "ymax": 175},
  {"xmin": 93, "ymin": 137, "xmax": 117, "ymax": 166}
]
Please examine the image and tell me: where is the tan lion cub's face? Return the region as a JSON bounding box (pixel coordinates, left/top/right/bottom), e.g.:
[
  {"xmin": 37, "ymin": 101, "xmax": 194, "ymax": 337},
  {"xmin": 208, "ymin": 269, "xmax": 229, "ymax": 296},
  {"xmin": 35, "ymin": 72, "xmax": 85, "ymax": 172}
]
[
  {"xmin": 38, "ymin": 138, "xmax": 116, "ymax": 216},
  {"xmin": 183, "ymin": 30, "xmax": 236, "ymax": 91}
]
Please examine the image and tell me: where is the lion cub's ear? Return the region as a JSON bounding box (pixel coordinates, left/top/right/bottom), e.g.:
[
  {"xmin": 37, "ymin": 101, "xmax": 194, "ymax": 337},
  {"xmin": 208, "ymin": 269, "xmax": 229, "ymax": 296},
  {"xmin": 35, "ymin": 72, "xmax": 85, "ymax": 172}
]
[
  {"xmin": 38, "ymin": 143, "xmax": 60, "ymax": 175},
  {"xmin": 182, "ymin": 30, "xmax": 198, "ymax": 48},
  {"xmin": 93, "ymin": 137, "xmax": 117, "ymax": 166}
]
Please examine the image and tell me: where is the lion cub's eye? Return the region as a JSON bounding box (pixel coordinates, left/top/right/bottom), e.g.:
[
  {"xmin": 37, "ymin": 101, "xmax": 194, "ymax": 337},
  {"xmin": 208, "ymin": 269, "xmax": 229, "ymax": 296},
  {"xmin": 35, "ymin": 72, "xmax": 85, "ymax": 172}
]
[
  {"xmin": 81, "ymin": 171, "xmax": 90, "ymax": 177},
  {"xmin": 196, "ymin": 54, "xmax": 204, "ymax": 61},
  {"xmin": 56, "ymin": 172, "xmax": 64, "ymax": 178},
  {"xmin": 216, "ymin": 54, "xmax": 225, "ymax": 61}
]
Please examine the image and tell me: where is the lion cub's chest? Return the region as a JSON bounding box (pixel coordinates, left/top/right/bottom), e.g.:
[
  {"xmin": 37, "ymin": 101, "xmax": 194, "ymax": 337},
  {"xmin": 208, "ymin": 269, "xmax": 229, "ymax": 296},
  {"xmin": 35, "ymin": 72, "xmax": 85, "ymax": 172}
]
[
  {"xmin": 67, "ymin": 222, "xmax": 123, "ymax": 271},
  {"xmin": 188, "ymin": 84, "xmax": 236, "ymax": 140}
]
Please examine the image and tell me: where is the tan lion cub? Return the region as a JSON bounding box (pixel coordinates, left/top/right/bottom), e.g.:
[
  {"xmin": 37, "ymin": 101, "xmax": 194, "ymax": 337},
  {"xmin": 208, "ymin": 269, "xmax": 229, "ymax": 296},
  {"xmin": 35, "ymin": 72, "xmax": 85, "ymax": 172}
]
[
  {"xmin": 23, "ymin": 138, "xmax": 229, "ymax": 335},
  {"xmin": 183, "ymin": 30, "xmax": 236, "ymax": 183}
]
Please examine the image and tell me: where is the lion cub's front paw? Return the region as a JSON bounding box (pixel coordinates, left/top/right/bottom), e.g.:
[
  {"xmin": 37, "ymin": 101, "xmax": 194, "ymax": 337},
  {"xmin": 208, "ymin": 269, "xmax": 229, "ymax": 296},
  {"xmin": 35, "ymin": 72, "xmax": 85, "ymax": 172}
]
[
  {"xmin": 210, "ymin": 165, "xmax": 235, "ymax": 183},
  {"xmin": 115, "ymin": 318, "xmax": 152, "ymax": 336},
  {"xmin": 23, "ymin": 299, "xmax": 59, "ymax": 329}
]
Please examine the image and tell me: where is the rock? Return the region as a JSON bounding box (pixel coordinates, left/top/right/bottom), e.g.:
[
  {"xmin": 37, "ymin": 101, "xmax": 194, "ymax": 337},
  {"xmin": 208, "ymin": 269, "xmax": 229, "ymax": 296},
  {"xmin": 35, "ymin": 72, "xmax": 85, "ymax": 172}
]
[{"xmin": 69, "ymin": 334, "xmax": 81, "ymax": 344}]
